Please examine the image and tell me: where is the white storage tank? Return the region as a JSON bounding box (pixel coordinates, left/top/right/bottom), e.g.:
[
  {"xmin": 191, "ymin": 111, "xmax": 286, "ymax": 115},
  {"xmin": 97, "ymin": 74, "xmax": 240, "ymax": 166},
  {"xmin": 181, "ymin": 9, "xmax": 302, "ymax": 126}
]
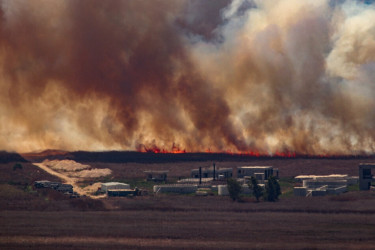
[{"xmin": 218, "ymin": 185, "xmax": 229, "ymax": 196}]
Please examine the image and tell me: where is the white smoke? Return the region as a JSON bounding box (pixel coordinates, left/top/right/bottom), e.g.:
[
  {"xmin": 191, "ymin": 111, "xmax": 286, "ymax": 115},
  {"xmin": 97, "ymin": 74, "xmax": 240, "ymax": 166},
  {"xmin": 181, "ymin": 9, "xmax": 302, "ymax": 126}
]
[{"xmin": 191, "ymin": 0, "xmax": 375, "ymax": 154}]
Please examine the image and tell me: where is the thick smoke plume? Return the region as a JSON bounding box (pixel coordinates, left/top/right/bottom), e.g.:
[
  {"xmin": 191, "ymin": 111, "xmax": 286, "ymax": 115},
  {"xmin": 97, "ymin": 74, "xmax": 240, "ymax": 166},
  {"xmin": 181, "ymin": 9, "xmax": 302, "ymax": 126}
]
[{"xmin": 0, "ymin": 0, "xmax": 374, "ymax": 155}]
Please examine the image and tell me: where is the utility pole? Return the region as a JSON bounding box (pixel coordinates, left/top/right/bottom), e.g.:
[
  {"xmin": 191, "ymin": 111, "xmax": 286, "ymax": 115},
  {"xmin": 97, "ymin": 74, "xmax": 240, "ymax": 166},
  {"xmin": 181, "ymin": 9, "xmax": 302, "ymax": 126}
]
[
  {"xmin": 199, "ymin": 166, "xmax": 202, "ymax": 185},
  {"xmin": 213, "ymin": 163, "xmax": 216, "ymax": 181}
]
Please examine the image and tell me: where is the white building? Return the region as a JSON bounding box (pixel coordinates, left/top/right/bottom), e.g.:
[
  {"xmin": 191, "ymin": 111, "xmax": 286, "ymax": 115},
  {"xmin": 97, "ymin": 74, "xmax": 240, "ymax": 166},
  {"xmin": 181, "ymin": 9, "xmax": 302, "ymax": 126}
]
[
  {"xmin": 237, "ymin": 166, "xmax": 278, "ymax": 180},
  {"xmin": 101, "ymin": 182, "xmax": 130, "ymax": 193}
]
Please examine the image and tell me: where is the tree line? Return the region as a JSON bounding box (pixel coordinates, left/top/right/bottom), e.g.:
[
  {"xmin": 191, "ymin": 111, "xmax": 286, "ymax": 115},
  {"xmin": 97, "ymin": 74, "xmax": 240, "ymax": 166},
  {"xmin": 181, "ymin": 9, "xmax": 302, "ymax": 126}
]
[{"xmin": 227, "ymin": 176, "xmax": 281, "ymax": 202}]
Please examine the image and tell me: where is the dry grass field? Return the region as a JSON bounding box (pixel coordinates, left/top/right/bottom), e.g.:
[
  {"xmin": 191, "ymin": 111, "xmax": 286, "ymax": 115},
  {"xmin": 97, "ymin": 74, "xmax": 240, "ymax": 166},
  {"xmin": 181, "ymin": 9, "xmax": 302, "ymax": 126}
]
[
  {"xmin": 1, "ymin": 154, "xmax": 375, "ymax": 249},
  {"xmin": 1, "ymin": 208, "xmax": 375, "ymax": 249},
  {"xmin": 88, "ymin": 157, "xmax": 365, "ymax": 180}
]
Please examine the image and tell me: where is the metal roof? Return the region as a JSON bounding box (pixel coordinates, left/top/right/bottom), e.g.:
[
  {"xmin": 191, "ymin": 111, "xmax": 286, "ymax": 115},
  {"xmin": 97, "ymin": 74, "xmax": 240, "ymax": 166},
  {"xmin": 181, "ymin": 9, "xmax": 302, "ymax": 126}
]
[
  {"xmin": 239, "ymin": 166, "xmax": 273, "ymax": 169},
  {"xmin": 102, "ymin": 182, "xmax": 128, "ymax": 186}
]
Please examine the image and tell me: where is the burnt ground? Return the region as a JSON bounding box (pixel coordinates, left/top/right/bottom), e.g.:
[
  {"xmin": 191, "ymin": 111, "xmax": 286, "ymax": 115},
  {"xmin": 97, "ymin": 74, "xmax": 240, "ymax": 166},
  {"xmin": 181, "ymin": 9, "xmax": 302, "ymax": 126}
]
[{"xmin": 1, "ymin": 151, "xmax": 375, "ymax": 249}]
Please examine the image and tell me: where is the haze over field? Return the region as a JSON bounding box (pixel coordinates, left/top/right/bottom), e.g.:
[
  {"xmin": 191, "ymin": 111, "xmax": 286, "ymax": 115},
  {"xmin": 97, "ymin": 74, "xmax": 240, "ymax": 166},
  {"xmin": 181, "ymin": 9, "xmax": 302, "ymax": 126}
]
[{"xmin": 0, "ymin": 0, "xmax": 374, "ymax": 155}]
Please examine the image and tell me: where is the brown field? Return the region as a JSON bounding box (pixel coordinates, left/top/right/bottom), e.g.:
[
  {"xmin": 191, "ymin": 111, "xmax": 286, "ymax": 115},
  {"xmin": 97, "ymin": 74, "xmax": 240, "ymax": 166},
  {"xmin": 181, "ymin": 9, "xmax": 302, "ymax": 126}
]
[{"xmin": 1, "ymin": 157, "xmax": 375, "ymax": 249}]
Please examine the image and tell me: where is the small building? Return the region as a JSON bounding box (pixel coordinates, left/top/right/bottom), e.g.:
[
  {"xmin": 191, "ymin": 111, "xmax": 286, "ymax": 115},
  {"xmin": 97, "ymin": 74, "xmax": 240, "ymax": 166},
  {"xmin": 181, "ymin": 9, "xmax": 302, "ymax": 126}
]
[
  {"xmin": 34, "ymin": 180, "xmax": 73, "ymax": 194},
  {"xmin": 101, "ymin": 182, "xmax": 130, "ymax": 193},
  {"xmin": 34, "ymin": 180, "xmax": 63, "ymax": 189},
  {"xmin": 144, "ymin": 170, "xmax": 168, "ymax": 182},
  {"xmin": 237, "ymin": 166, "xmax": 278, "ymax": 179},
  {"xmin": 190, "ymin": 168, "xmax": 232, "ymax": 179},
  {"xmin": 359, "ymin": 163, "xmax": 375, "ymax": 190},
  {"xmin": 107, "ymin": 189, "xmax": 137, "ymax": 197}
]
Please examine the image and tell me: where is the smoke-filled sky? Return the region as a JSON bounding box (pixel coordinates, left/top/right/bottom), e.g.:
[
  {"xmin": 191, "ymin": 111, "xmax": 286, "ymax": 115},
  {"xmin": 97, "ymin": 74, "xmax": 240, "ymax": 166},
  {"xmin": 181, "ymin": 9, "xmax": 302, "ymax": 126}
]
[{"xmin": 0, "ymin": 0, "xmax": 374, "ymax": 154}]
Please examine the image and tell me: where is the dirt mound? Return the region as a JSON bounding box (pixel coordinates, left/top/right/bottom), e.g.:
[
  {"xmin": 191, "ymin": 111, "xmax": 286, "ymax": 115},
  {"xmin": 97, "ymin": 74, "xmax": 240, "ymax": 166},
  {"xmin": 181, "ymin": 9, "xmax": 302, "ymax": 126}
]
[
  {"xmin": 44, "ymin": 160, "xmax": 90, "ymax": 172},
  {"xmin": 42, "ymin": 159, "xmax": 111, "ymax": 179},
  {"xmin": 68, "ymin": 169, "xmax": 112, "ymax": 179}
]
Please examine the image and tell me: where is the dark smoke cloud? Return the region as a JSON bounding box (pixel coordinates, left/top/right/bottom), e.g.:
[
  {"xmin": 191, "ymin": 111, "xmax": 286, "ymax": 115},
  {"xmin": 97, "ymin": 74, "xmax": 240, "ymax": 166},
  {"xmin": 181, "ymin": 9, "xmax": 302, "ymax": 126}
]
[
  {"xmin": 0, "ymin": 0, "xmax": 374, "ymax": 155},
  {"xmin": 176, "ymin": 0, "xmax": 231, "ymax": 41},
  {"xmin": 0, "ymin": 0, "xmax": 241, "ymax": 152}
]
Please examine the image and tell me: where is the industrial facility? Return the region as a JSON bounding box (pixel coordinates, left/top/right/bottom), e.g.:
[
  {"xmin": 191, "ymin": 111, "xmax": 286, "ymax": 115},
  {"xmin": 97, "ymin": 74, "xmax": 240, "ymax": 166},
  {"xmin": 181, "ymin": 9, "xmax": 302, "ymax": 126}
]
[
  {"xmin": 156, "ymin": 165, "xmax": 279, "ymax": 195},
  {"xmin": 34, "ymin": 162, "xmax": 373, "ymax": 199}
]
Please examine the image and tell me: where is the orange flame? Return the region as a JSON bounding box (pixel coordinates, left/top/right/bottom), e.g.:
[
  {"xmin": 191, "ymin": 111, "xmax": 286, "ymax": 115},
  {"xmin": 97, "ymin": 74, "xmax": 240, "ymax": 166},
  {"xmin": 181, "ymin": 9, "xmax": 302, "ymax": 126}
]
[
  {"xmin": 139, "ymin": 143, "xmax": 186, "ymax": 154},
  {"xmin": 137, "ymin": 143, "xmax": 296, "ymax": 157}
]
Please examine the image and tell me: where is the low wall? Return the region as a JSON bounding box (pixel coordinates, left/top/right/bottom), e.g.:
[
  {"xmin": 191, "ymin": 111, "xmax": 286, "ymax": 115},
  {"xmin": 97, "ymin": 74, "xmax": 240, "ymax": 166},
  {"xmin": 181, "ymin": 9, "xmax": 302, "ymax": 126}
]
[
  {"xmin": 326, "ymin": 185, "xmax": 347, "ymax": 195},
  {"xmin": 153, "ymin": 184, "xmax": 198, "ymax": 194},
  {"xmin": 311, "ymin": 190, "xmax": 327, "ymax": 196},
  {"xmin": 295, "ymin": 185, "xmax": 347, "ymax": 197}
]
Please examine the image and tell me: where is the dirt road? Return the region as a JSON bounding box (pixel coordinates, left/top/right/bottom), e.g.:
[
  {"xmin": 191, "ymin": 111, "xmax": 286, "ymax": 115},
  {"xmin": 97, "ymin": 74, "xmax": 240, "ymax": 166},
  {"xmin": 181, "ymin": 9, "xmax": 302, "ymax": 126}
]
[{"xmin": 33, "ymin": 163, "xmax": 106, "ymax": 199}]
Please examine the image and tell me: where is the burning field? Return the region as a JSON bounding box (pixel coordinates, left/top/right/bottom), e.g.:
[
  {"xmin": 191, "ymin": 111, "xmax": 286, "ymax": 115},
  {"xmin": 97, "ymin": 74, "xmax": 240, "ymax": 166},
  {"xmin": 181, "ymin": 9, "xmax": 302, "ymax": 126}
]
[
  {"xmin": 1, "ymin": 1, "xmax": 375, "ymax": 248},
  {"xmin": 0, "ymin": 0, "xmax": 374, "ymax": 156}
]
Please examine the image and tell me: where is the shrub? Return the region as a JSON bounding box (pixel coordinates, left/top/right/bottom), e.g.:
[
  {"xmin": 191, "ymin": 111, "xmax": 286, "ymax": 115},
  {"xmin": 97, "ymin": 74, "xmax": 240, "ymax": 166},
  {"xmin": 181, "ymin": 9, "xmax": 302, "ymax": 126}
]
[
  {"xmin": 248, "ymin": 176, "xmax": 263, "ymax": 202},
  {"xmin": 265, "ymin": 176, "xmax": 281, "ymax": 202},
  {"xmin": 227, "ymin": 178, "xmax": 242, "ymax": 202},
  {"xmin": 12, "ymin": 163, "xmax": 23, "ymax": 171}
]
